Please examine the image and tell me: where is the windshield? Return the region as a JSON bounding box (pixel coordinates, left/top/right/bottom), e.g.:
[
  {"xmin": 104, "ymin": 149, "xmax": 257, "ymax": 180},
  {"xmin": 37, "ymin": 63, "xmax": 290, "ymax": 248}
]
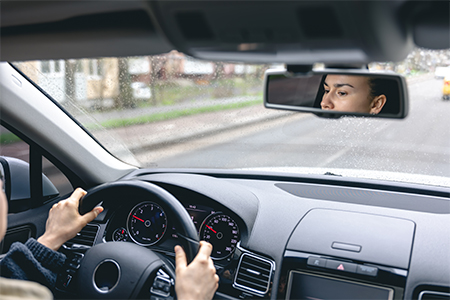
[{"xmin": 12, "ymin": 49, "xmax": 450, "ymax": 187}]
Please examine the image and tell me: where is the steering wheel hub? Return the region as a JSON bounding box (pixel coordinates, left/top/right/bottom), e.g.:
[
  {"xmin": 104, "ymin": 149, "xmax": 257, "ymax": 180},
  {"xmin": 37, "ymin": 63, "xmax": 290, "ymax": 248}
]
[{"xmin": 93, "ymin": 259, "xmax": 120, "ymax": 293}]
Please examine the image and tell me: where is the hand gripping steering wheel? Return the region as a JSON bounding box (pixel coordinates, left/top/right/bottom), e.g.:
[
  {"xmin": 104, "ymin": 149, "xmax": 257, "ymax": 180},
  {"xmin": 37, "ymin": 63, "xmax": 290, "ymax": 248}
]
[{"xmin": 75, "ymin": 180, "xmax": 199, "ymax": 299}]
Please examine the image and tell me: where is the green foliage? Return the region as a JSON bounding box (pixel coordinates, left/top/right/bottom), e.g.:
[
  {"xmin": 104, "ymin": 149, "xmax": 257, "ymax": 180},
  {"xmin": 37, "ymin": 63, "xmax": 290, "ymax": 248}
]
[
  {"xmin": 0, "ymin": 132, "xmax": 20, "ymax": 145},
  {"xmin": 138, "ymin": 78, "xmax": 262, "ymax": 109},
  {"xmin": 96, "ymin": 99, "xmax": 262, "ymax": 130}
]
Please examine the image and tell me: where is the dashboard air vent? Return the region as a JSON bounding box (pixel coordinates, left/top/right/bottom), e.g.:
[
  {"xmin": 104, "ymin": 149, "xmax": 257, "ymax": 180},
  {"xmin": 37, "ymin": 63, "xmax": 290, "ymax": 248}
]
[
  {"xmin": 64, "ymin": 224, "xmax": 99, "ymax": 250},
  {"xmin": 233, "ymin": 252, "xmax": 274, "ymax": 296},
  {"xmin": 419, "ymin": 291, "xmax": 450, "ymax": 300}
]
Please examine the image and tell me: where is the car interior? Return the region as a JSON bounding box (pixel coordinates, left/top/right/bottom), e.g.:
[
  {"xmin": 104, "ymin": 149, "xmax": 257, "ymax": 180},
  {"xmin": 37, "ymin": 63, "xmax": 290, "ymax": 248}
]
[{"xmin": 1, "ymin": 1, "xmax": 450, "ymax": 300}]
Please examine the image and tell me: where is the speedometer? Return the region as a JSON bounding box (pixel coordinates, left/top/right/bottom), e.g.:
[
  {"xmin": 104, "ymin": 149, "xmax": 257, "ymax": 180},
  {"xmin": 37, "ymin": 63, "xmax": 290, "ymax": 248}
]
[
  {"xmin": 127, "ymin": 202, "xmax": 167, "ymax": 246},
  {"xmin": 200, "ymin": 213, "xmax": 240, "ymax": 260}
]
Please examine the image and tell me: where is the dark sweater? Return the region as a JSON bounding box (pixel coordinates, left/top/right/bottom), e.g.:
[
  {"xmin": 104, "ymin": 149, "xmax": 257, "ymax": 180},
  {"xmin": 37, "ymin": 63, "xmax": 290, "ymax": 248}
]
[{"xmin": 0, "ymin": 238, "xmax": 66, "ymax": 290}]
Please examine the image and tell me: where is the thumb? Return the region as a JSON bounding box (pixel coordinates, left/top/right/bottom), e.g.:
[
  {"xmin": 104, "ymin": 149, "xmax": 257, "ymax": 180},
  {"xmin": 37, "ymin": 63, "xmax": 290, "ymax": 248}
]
[
  {"xmin": 175, "ymin": 245, "xmax": 187, "ymax": 271},
  {"xmin": 81, "ymin": 206, "xmax": 103, "ymax": 224}
]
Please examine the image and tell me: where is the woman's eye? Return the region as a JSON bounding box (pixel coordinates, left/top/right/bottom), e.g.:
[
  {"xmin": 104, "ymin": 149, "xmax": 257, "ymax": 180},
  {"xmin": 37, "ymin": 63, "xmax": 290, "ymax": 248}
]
[
  {"xmin": 324, "ymin": 89, "xmax": 330, "ymax": 94},
  {"xmin": 337, "ymin": 91, "xmax": 348, "ymax": 96}
]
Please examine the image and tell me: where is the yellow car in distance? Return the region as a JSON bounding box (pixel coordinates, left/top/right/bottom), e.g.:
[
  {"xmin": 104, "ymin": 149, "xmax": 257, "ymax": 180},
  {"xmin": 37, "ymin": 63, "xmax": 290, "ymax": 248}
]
[{"xmin": 443, "ymin": 76, "xmax": 450, "ymax": 100}]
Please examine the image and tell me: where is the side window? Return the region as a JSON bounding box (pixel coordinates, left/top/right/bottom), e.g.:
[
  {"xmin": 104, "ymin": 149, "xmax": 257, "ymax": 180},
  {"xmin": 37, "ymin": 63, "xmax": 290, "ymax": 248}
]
[
  {"xmin": 0, "ymin": 125, "xmax": 73, "ymax": 211},
  {"xmin": 42, "ymin": 156, "xmax": 73, "ymax": 196}
]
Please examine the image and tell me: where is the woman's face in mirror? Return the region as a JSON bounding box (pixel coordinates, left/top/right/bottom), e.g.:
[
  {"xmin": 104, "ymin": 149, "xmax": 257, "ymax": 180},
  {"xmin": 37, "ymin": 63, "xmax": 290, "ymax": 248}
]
[{"xmin": 321, "ymin": 75, "xmax": 384, "ymax": 114}]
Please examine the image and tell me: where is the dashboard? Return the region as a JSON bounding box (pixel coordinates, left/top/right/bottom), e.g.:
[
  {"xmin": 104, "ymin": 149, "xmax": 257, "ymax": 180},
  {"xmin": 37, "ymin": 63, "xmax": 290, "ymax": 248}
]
[{"xmin": 59, "ymin": 170, "xmax": 450, "ymax": 300}]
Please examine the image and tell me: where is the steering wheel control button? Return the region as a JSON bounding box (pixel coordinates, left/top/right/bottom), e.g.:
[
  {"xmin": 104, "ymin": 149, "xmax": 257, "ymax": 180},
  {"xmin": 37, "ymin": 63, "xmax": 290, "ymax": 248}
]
[
  {"xmin": 56, "ymin": 253, "xmax": 84, "ymax": 290},
  {"xmin": 331, "ymin": 242, "xmax": 362, "ymax": 253},
  {"xmin": 151, "ymin": 269, "xmax": 174, "ymax": 299},
  {"xmin": 93, "ymin": 259, "xmax": 120, "ymax": 293},
  {"xmin": 325, "ymin": 260, "xmax": 357, "ymax": 273},
  {"xmin": 356, "ymin": 265, "xmax": 378, "ymax": 277},
  {"xmin": 69, "ymin": 262, "xmax": 81, "ymax": 270},
  {"xmin": 62, "ymin": 274, "xmax": 73, "ymax": 288},
  {"xmin": 307, "ymin": 257, "xmax": 327, "ymax": 268}
]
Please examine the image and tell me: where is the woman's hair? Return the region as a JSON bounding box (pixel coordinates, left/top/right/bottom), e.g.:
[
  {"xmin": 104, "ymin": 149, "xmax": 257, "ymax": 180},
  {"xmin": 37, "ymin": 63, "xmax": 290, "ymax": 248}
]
[{"xmin": 367, "ymin": 77, "xmax": 400, "ymax": 114}]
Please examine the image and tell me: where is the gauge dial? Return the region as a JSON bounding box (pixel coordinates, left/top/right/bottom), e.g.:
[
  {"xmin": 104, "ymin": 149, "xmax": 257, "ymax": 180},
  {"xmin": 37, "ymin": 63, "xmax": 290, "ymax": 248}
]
[
  {"xmin": 113, "ymin": 227, "xmax": 129, "ymax": 242},
  {"xmin": 127, "ymin": 202, "xmax": 167, "ymax": 246},
  {"xmin": 200, "ymin": 213, "xmax": 240, "ymax": 260}
]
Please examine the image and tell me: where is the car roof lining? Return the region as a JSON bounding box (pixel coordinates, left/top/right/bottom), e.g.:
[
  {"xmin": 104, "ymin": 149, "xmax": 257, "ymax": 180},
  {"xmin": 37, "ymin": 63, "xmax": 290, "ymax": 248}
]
[{"xmin": 1, "ymin": 1, "xmax": 448, "ymax": 63}]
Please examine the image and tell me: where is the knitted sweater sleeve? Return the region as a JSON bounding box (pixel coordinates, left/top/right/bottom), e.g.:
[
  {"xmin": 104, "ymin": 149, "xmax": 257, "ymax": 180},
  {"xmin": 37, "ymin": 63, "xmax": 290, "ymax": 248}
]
[{"xmin": 0, "ymin": 238, "xmax": 66, "ymax": 289}]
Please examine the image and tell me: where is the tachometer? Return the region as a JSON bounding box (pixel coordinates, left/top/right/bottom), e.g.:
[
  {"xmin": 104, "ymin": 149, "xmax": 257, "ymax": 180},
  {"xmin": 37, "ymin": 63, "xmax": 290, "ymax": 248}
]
[
  {"xmin": 127, "ymin": 202, "xmax": 167, "ymax": 246},
  {"xmin": 200, "ymin": 213, "xmax": 240, "ymax": 260}
]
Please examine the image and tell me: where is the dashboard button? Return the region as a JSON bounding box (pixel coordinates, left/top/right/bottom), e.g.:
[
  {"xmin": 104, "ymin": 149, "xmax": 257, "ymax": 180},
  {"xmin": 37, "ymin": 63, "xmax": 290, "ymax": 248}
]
[
  {"xmin": 325, "ymin": 260, "xmax": 357, "ymax": 273},
  {"xmin": 356, "ymin": 265, "xmax": 378, "ymax": 277},
  {"xmin": 307, "ymin": 257, "xmax": 327, "ymax": 268}
]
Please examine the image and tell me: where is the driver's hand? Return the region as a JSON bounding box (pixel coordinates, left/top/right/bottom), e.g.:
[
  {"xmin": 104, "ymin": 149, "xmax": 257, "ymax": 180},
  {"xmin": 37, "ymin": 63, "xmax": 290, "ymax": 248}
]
[
  {"xmin": 175, "ymin": 241, "xmax": 219, "ymax": 300},
  {"xmin": 37, "ymin": 188, "xmax": 103, "ymax": 251}
]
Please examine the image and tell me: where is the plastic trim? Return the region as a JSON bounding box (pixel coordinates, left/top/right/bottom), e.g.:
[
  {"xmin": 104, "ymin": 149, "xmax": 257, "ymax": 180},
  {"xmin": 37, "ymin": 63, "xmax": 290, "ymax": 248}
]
[
  {"xmin": 92, "ymin": 259, "xmax": 121, "ymax": 294},
  {"xmin": 232, "ymin": 244, "xmax": 276, "ymax": 296},
  {"xmin": 419, "ymin": 290, "xmax": 450, "ymax": 300}
]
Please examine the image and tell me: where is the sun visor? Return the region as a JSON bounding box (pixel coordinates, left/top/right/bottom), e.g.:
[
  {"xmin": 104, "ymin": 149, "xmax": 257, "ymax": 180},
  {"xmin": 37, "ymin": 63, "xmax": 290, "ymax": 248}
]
[
  {"xmin": 1, "ymin": 2, "xmax": 173, "ymax": 61},
  {"xmin": 411, "ymin": 1, "xmax": 450, "ymax": 49},
  {"xmin": 147, "ymin": 1, "xmax": 413, "ymax": 64}
]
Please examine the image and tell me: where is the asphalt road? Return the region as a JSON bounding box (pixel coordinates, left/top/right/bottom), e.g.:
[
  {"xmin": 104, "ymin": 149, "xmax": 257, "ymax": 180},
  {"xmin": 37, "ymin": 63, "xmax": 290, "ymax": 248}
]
[
  {"xmin": 143, "ymin": 77, "xmax": 450, "ymax": 183},
  {"xmin": 2, "ymin": 75, "xmax": 448, "ymax": 189}
]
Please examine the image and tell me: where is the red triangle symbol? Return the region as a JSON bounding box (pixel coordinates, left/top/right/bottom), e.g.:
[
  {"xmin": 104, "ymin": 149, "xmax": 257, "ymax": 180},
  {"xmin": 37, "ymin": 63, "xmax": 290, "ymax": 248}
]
[{"xmin": 337, "ymin": 264, "xmax": 345, "ymax": 270}]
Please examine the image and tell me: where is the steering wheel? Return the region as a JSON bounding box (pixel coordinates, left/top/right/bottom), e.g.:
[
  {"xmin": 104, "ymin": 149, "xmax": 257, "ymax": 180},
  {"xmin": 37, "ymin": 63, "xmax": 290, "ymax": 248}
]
[{"xmin": 74, "ymin": 180, "xmax": 200, "ymax": 299}]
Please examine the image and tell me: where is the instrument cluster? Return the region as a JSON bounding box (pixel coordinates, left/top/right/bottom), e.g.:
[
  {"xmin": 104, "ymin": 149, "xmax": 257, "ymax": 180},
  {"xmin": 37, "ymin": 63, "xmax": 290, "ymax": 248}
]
[{"xmin": 108, "ymin": 201, "xmax": 240, "ymax": 260}]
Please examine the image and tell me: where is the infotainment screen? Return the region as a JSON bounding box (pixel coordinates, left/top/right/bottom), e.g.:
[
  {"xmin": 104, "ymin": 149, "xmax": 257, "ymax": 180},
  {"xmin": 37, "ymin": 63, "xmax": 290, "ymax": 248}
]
[{"xmin": 286, "ymin": 271, "xmax": 394, "ymax": 300}]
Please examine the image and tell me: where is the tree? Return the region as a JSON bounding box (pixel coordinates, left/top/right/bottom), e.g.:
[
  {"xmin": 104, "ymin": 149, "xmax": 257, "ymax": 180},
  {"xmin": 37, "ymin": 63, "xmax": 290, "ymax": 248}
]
[
  {"xmin": 64, "ymin": 60, "xmax": 76, "ymax": 102},
  {"xmin": 114, "ymin": 58, "xmax": 135, "ymax": 109}
]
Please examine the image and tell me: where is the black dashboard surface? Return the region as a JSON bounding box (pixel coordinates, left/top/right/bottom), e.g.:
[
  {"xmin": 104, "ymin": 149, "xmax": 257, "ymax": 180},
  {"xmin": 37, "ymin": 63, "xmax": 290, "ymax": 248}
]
[{"xmin": 85, "ymin": 170, "xmax": 450, "ymax": 299}]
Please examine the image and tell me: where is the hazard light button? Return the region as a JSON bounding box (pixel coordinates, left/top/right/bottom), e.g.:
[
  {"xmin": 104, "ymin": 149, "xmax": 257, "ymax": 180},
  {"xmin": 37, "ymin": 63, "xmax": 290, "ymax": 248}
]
[{"xmin": 325, "ymin": 260, "xmax": 357, "ymax": 273}]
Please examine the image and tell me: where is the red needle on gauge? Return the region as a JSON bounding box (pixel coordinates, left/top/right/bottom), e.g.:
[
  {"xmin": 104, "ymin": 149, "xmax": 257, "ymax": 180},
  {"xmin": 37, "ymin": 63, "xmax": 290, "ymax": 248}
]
[
  {"xmin": 206, "ymin": 225, "xmax": 217, "ymax": 233},
  {"xmin": 133, "ymin": 215, "xmax": 145, "ymax": 222}
]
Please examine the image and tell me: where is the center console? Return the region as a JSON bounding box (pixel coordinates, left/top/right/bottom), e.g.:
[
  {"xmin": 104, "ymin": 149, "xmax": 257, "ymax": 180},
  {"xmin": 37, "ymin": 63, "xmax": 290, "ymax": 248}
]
[{"xmin": 278, "ymin": 209, "xmax": 415, "ymax": 300}]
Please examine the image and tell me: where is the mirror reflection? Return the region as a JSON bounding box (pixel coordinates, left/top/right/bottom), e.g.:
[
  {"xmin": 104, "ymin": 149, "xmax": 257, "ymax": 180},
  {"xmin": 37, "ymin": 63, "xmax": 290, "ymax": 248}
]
[
  {"xmin": 321, "ymin": 75, "xmax": 387, "ymax": 114},
  {"xmin": 266, "ymin": 72, "xmax": 405, "ymax": 117}
]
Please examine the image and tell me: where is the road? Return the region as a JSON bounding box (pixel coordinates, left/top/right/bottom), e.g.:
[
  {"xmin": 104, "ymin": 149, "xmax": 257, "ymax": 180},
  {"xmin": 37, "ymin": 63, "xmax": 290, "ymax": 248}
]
[
  {"xmin": 2, "ymin": 75, "xmax": 449, "ymax": 189},
  {"xmin": 136, "ymin": 76, "xmax": 450, "ymax": 185}
]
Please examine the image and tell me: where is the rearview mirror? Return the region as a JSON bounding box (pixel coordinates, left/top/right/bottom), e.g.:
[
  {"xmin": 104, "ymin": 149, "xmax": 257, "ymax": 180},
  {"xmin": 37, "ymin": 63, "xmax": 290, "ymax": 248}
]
[{"xmin": 264, "ymin": 69, "xmax": 408, "ymax": 118}]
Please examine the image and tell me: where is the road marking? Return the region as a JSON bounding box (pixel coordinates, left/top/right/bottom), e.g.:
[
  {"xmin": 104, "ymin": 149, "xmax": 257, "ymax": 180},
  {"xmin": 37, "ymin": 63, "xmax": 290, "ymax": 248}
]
[{"xmin": 317, "ymin": 146, "xmax": 351, "ymax": 168}]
